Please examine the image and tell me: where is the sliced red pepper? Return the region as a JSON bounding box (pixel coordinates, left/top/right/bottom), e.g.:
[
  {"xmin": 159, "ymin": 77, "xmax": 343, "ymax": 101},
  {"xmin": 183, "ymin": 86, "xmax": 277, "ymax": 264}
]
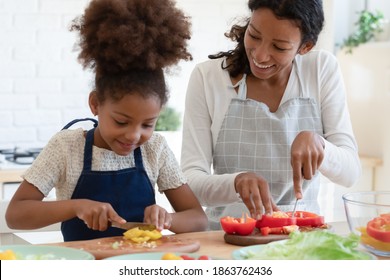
[
  {"xmin": 260, "ymin": 227, "xmax": 284, "ymax": 236},
  {"xmin": 366, "ymin": 213, "xmax": 390, "ymax": 243},
  {"xmin": 260, "ymin": 225, "xmax": 299, "ymax": 236},
  {"xmin": 220, "ymin": 214, "xmax": 256, "ymax": 236},
  {"xmin": 256, "ymin": 211, "xmax": 296, "ymax": 229},
  {"xmin": 197, "ymin": 255, "xmax": 211, "ymax": 260},
  {"xmin": 180, "ymin": 255, "xmax": 195, "ymax": 260},
  {"xmin": 286, "ymin": 211, "xmax": 325, "ymax": 227}
]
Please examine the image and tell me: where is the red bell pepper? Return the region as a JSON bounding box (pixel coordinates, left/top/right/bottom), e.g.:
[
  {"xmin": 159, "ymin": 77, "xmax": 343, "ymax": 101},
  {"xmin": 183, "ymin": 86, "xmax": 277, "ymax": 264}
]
[
  {"xmin": 286, "ymin": 211, "xmax": 325, "ymax": 227},
  {"xmin": 366, "ymin": 213, "xmax": 390, "ymax": 243},
  {"xmin": 220, "ymin": 214, "xmax": 256, "ymax": 236},
  {"xmin": 260, "ymin": 225, "xmax": 299, "ymax": 236},
  {"xmin": 256, "ymin": 211, "xmax": 296, "ymax": 229}
]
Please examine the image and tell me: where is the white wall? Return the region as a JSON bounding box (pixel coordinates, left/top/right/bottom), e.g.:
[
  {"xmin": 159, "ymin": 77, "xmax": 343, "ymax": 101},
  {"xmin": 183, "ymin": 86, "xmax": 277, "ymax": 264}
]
[{"xmin": 0, "ymin": 0, "xmax": 248, "ymax": 149}]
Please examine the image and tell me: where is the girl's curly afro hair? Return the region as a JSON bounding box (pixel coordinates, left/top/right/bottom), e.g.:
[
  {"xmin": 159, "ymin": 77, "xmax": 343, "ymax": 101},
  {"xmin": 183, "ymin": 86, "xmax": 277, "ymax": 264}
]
[{"xmin": 70, "ymin": 0, "xmax": 192, "ymax": 105}]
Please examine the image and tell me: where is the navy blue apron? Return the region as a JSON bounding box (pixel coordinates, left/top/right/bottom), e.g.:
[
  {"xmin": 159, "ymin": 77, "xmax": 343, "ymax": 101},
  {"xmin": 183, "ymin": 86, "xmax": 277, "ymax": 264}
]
[{"xmin": 61, "ymin": 119, "xmax": 156, "ymax": 241}]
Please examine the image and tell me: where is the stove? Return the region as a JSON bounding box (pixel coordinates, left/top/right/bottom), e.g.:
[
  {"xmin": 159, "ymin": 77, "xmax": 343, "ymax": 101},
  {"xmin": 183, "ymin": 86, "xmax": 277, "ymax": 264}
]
[{"xmin": 0, "ymin": 147, "xmax": 43, "ymax": 169}]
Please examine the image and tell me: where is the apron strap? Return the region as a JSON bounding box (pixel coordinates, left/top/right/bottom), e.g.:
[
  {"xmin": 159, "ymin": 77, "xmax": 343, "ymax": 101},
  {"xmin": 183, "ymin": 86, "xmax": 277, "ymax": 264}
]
[
  {"xmin": 62, "ymin": 118, "xmax": 98, "ymax": 130},
  {"xmin": 133, "ymin": 147, "xmax": 144, "ymax": 170},
  {"xmin": 82, "ymin": 128, "xmax": 95, "ymax": 171},
  {"xmin": 229, "ymin": 74, "xmax": 247, "ymax": 100}
]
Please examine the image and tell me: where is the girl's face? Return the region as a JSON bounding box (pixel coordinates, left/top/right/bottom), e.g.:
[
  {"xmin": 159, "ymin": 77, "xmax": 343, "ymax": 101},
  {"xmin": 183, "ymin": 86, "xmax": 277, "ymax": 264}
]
[
  {"xmin": 244, "ymin": 8, "xmax": 313, "ymax": 81},
  {"xmin": 89, "ymin": 92, "xmax": 161, "ymax": 156}
]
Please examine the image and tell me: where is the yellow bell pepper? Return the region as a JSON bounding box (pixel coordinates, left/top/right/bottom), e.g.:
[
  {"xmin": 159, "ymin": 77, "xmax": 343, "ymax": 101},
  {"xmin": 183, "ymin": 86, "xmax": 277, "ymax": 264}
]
[
  {"xmin": 144, "ymin": 229, "xmax": 163, "ymax": 240},
  {"xmin": 0, "ymin": 249, "xmax": 18, "ymax": 260},
  {"xmin": 123, "ymin": 227, "xmax": 143, "ymax": 239},
  {"xmin": 123, "ymin": 227, "xmax": 162, "ymax": 243}
]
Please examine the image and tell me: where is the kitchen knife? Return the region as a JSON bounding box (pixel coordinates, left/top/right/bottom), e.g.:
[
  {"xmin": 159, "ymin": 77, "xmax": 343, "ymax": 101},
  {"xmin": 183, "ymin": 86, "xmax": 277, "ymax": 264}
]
[
  {"xmin": 110, "ymin": 221, "xmax": 156, "ymax": 231},
  {"xmin": 291, "ymin": 198, "xmax": 299, "ymax": 217}
]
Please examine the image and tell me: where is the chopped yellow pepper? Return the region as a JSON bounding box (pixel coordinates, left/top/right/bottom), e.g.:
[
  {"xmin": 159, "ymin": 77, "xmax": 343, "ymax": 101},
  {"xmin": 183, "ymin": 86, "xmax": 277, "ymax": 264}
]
[
  {"xmin": 123, "ymin": 227, "xmax": 162, "ymax": 243},
  {"xmin": 0, "ymin": 249, "xmax": 18, "ymax": 260}
]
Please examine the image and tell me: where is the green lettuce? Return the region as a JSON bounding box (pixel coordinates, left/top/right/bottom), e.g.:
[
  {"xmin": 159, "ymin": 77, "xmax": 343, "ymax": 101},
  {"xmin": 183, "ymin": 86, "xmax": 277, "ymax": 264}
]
[{"xmin": 244, "ymin": 230, "xmax": 372, "ymax": 260}]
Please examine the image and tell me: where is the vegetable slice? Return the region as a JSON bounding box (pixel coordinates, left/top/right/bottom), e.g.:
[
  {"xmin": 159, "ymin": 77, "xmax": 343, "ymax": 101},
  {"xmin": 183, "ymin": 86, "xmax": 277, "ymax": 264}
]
[
  {"xmin": 220, "ymin": 214, "xmax": 256, "ymax": 236},
  {"xmin": 256, "ymin": 211, "xmax": 296, "ymax": 229},
  {"xmin": 286, "ymin": 211, "xmax": 325, "ymax": 227},
  {"xmin": 366, "ymin": 213, "xmax": 390, "ymax": 243}
]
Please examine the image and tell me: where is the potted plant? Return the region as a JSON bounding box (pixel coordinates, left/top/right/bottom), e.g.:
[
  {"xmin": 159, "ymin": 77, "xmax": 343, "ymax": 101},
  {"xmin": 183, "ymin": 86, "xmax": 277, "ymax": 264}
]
[
  {"xmin": 339, "ymin": 9, "xmax": 385, "ymax": 54},
  {"xmin": 155, "ymin": 106, "xmax": 181, "ymax": 131}
]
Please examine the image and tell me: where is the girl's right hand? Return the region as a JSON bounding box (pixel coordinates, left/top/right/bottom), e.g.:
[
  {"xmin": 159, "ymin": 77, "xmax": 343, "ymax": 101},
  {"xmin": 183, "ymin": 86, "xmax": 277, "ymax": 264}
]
[
  {"xmin": 234, "ymin": 172, "xmax": 279, "ymax": 219},
  {"xmin": 75, "ymin": 199, "xmax": 125, "ymax": 231}
]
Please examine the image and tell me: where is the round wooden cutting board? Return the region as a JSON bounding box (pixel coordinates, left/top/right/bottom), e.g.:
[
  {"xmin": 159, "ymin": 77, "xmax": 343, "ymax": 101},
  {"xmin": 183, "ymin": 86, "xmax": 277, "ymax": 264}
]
[
  {"xmin": 224, "ymin": 232, "xmax": 289, "ymax": 246},
  {"xmin": 56, "ymin": 235, "xmax": 200, "ymax": 260}
]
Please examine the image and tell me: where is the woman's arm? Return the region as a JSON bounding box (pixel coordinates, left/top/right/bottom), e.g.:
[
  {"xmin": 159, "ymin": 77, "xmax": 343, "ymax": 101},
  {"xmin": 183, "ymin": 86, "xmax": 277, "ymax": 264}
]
[
  {"xmin": 180, "ymin": 63, "xmax": 242, "ymax": 207},
  {"xmin": 316, "ymin": 51, "xmax": 362, "ymax": 186}
]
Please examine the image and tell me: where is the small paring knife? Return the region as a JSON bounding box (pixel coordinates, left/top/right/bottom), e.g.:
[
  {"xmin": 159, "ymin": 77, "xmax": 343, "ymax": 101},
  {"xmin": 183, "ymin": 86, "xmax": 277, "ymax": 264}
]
[
  {"xmin": 291, "ymin": 198, "xmax": 299, "ymax": 217},
  {"xmin": 110, "ymin": 221, "xmax": 156, "ymax": 231}
]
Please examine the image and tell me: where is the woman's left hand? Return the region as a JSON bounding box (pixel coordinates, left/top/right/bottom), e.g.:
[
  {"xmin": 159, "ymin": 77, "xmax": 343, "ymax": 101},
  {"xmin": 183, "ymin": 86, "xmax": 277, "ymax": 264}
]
[
  {"xmin": 144, "ymin": 204, "xmax": 172, "ymax": 231},
  {"xmin": 290, "ymin": 131, "xmax": 325, "ymax": 199}
]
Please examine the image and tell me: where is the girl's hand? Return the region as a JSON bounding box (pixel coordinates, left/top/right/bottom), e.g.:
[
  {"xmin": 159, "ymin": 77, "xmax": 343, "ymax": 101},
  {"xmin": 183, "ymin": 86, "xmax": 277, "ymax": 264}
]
[
  {"xmin": 234, "ymin": 172, "xmax": 279, "ymax": 219},
  {"xmin": 75, "ymin": 199, "xmax": 125, "ymax": 231},
  {"xmin": 144, "ymin": 204, "xmax": 172, "ymax": 231},
  {"xmin": 291, "ymin": 131, "xmax": 325, "ymax": 199}
]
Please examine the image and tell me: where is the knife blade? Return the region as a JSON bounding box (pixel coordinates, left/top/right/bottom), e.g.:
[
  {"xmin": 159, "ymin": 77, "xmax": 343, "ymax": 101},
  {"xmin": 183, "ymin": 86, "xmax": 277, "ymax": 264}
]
[
  {"xmin": 291, "ymin": 198, "xmax": 299, "ymax": 217},
  {"xmin": 110, "ymin": 221, "xmax": 156, "ymax": 231}
]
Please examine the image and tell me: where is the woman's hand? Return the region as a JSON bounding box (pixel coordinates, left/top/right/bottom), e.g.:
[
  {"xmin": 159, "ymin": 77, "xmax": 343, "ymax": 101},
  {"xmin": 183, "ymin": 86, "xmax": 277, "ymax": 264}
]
[
  {"xmin": 291, "ymin": 131, "xmax": 325, "ymax": 199},
  {"xmin": 234, "ymin": 172, "xmax": 279, "ymax": 219},
  {"xmin": 75, "ymin": 199, "xmax": 125, "ymax": 231},
  {"xmin": 144, "ymin": 204, "xmax": 172, "ymax": 231}
]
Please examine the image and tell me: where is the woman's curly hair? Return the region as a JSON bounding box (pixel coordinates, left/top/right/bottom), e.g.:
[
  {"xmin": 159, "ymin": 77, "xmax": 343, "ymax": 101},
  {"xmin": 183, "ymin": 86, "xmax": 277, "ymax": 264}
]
[
  {"xmin": 70, "ymin": 0, "xmax": 192, "ymax": 105},
  {"xmin": 209, "ymin": 0, "xmax": 324, "ymax": 78}
]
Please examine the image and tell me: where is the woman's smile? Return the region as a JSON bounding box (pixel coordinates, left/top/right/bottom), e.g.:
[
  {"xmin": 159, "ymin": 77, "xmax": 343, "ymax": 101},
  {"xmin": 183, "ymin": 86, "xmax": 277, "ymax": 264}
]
[{"xmin": 252, "ymin": 57, "xmax": 274, "ymax": 69}]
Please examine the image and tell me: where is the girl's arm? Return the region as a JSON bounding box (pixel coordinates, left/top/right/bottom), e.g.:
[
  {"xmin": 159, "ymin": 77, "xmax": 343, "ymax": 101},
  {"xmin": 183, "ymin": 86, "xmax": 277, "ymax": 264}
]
[
  {"xmin": 6, "ymin": 180, "xmax": 125, "ymax": 231},
  {"xmin": 164, "ymin": 183, "xmax": 208, "ymax": 233}
]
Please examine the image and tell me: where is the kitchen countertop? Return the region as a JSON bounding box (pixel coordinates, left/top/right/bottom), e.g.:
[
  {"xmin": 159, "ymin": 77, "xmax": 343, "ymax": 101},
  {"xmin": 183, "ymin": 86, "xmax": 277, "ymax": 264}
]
[{"xmin": 46, "ymin": 221, "xmax": 389, "ymax": 260}]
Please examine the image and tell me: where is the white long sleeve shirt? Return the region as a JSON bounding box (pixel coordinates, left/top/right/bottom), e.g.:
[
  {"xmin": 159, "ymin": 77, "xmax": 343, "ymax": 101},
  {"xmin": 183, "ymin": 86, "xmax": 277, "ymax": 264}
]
[{"xmin": 181, "ymin": 50, "xmax": 361, "ymax": 207}]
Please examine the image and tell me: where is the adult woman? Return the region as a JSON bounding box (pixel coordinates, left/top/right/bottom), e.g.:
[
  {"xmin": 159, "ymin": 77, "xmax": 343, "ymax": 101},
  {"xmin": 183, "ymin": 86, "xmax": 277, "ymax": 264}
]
[{"xmin": 181, "ymin": 0, "xmax": 361, "ymax": 229}]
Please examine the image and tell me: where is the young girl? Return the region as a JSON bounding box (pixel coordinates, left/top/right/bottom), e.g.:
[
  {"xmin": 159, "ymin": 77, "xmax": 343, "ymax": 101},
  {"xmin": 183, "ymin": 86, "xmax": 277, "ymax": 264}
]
[{"xmin": 6, "ymin": 0, "xmax": 208, "ymax": 241}]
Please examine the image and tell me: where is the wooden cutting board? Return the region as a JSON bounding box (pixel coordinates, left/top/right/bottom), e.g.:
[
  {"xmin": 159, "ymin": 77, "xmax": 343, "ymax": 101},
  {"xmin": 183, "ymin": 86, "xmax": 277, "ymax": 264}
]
[
  {"xmin": 54, "ymin": 235, "xmax": 200, "ymax": 260},
  {"xmin": 224, "ymin": 225, "xmax": 331, "ymax": 246},
  {"xmin": 224, "ymin": 230, "xmax": 289, "ymax": 246}
]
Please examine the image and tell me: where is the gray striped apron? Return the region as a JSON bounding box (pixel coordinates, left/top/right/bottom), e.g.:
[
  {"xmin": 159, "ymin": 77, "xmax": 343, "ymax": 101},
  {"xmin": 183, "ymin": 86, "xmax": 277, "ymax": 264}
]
[{"xmin": 208, "ymin": 66, "xmax": 323, "ymax": 230}]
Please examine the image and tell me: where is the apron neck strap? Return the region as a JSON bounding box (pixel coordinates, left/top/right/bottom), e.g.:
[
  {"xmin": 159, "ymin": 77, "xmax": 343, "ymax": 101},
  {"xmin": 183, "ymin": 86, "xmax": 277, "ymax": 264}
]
[
  {"xmin": 133, "ymin": 147, "xmax": 144, "ymax": 170},
  {"xmin": 83, "ymin": 128, "xmax": 95, "ymax": 171},
  {"xmin": 62, "ymin": 118, "xmax": 98, "ymax": 130},
  {"xmin": 230, "ymin": 74, "xmax": 247, "ymax": 100}
]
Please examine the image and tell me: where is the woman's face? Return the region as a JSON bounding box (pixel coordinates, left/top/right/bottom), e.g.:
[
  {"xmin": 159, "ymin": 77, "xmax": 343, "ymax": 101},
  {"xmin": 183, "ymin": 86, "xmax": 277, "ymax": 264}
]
[
  {"xmin": 244, "ymin": 8, "xmax": 312, "ymax": 81},
  {"xmin": 89, "ymin": 92, "xmax": 161, "ymax": 156}
]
